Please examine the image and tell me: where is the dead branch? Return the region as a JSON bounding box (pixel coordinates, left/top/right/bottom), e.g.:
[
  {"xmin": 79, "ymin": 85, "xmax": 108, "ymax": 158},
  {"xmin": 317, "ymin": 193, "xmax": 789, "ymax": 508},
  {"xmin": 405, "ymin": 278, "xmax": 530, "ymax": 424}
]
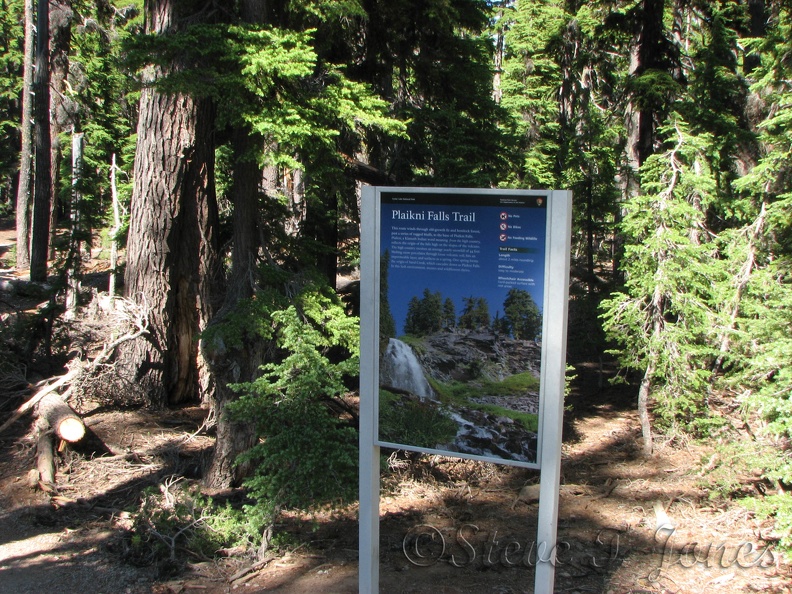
[
  {"xmin": 229, "ymin": 554, "xmax": 276, "ymax": 584},
  {"xmin": 0, "ymin": 296, "xmax": 150, "ymax": 436},
  {"xmin": 0, "ymin": 365, "xmax": 81, "ymax": 435}
]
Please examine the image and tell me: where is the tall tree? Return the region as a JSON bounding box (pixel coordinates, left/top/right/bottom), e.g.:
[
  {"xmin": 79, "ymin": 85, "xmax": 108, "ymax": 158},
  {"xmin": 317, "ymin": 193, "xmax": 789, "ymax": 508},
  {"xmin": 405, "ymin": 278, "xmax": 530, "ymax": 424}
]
[
  {"xmin": 0, "ymin": 0, "xmax": 23, "ymax": 208},
  {"xmin": 503, "ymin": 287, "xmax": 541, "ymax": 340},
  {"xmin": 601, "ymin": 120, "xmax": 719, "ymax": 455},
  {"xmin": 353, "ymin": 0, "xmax": 512, "ymax": 187},
  {"xmin": 15, "ymin": 0, "xmax": 33, "ymax": 270},
  {"xmin": 202, "ymin": 0, "xmax": 276, "ymax": 490},
  {"xmin": 30, "ymin": 0, "xmax": 52, "ymax": 282},
  {"xmin": 119, "ymin": 0, "xmax": 219, "ymax": 406},
  {"xmin": 48, "ymin": 1, "xmax": 74, "ymax": 257},
  {"xmin": 458, "ymin": 296, "xmax": 491, "ymax": 331}
]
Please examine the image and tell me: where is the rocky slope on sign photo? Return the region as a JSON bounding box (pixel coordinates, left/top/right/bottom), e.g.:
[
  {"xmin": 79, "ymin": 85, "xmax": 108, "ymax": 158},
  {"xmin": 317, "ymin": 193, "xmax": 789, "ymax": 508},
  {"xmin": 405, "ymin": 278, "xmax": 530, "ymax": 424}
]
[
  {"xmin": 379, "ymin": 330, "xmax": 541, "ymax": 463},
  {"xmin": 416, "ymin": 329, "xmax": 542, "ymax": 383}
]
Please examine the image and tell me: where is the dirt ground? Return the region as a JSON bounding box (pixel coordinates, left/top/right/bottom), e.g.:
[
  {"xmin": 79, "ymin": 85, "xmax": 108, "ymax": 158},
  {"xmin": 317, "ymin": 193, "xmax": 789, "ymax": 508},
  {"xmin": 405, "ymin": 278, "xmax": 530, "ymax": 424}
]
[{"xmin": 2, "ymin": 221, "xmax": 792, "ymax": 593}]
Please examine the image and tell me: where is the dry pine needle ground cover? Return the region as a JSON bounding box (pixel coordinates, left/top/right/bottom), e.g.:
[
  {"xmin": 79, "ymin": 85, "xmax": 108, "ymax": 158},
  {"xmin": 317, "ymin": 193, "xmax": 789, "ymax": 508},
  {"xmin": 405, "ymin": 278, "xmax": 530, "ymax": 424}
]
[{"xmin": 1, "ymin": 368, "xmax": 791, "ymax": 593}]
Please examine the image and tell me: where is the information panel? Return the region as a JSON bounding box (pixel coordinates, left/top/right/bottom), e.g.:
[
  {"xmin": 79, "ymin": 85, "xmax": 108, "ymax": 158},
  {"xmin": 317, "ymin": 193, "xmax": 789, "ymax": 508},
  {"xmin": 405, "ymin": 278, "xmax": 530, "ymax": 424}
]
[
  {"xmin": 359, "ymin": 186, "xmax": 572, "ymax": 594},
  {"xmin": 376, "ymin": 189, "xmax": 551, "ymax": 468}
]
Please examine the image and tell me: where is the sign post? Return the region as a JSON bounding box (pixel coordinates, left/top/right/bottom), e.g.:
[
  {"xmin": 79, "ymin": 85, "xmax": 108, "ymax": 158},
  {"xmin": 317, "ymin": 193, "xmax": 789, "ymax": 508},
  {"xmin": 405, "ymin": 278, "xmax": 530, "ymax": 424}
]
[{"xmin": 360, "ymin": 187, "xmax": 571, "ymax": 593}]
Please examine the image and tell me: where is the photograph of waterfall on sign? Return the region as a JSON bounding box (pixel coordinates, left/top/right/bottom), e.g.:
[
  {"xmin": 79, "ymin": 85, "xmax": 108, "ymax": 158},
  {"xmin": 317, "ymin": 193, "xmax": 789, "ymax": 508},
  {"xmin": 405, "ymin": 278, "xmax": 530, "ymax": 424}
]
[{"xmin": 376, "ymin": 190, "xmax": 548, "ymax": 467}]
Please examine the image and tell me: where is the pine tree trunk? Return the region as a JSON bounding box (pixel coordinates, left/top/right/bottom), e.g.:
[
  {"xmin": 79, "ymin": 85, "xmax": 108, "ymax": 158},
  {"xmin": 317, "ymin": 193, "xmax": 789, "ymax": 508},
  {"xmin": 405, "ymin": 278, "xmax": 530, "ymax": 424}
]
[
  {"xmin": 30, "ymin": 0, "xmax": 51, "ymax": 283},
  {"xmin": 637, "ymin": 363, "xmax": 655, "ymax": 457},
  {"xmin": 202, "ymin": 130, "xmax": 267, "ymax": 489},
  {"xmin": 15, "ymin": 0, "xmax": 34, "ymax": 271},
  {"xmin": 118, "ymin": 0, "xmax": 218, "ymax": 407},
  {"xmin": 202, "ymin": 9, "xmax": 267, "ymax": 488},
  {"xmin": 48, "ymin": 1, "xmax": 74, "ymax": 259}
]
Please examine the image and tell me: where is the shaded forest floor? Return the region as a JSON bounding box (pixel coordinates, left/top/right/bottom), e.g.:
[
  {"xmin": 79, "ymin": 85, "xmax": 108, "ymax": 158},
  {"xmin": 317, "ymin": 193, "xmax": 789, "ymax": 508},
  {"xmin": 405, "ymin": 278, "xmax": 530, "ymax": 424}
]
[{"xmin": 1, "ymin": 221, "xmax": 792, "ymax": 593}]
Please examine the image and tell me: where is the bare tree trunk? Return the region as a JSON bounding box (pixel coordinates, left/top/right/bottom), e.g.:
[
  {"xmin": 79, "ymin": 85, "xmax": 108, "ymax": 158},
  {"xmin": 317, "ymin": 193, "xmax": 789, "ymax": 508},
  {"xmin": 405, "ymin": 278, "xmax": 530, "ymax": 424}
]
[
  {"xmin": 30, "ymin": 0, "xmax": 52, "ymax": 283},
  {"xmin": 64, "ymin": 132, "xmax": 83, "ymax": 319},
  {"xmin": 15, "ymin": 0, "xmax": 34, "ymax": 271},
  {"xmin": 48, "ymin": 1, "xmax": 75, "ymax": 259},
  {"xmin": 109, "ymin": 154, "xmax": 121, "ymax": 299},
  {"xmin": 119, "ymin": 0, "xmax": 218, "ymax": 407}
]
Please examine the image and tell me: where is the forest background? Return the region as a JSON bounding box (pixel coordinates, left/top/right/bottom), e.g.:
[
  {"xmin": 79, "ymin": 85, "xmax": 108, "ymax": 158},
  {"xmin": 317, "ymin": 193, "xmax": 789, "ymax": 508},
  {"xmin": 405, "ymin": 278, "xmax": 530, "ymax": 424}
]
[{"xmin": 1, "ymin": 0, "xmax": 792, "ymax": 574}]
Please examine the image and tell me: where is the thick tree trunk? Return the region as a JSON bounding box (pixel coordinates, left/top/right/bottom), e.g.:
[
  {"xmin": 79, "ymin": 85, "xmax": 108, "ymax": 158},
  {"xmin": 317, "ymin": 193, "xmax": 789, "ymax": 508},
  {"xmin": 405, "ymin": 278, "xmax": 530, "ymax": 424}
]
[
  {"xmin": 119, "ymin": 0, "xmax": 219, "ymax": 407},
  {"xmin": 30, "ymin": 0, "xmax": 51, "ymax": 283},
  {"xmin": 202, "ymin": 106, "xmax": 265, "ymax": 489},
  {"xmin": 15, "ymin": 0, "xmax": 34, "ymax": 271},
  {"xmin": 120, "ymin": 89, "xmax": 218, "ymax": 406},
  {"xmin": 48, "ymin": 1, "xmax": 74, "ymax": 258}
]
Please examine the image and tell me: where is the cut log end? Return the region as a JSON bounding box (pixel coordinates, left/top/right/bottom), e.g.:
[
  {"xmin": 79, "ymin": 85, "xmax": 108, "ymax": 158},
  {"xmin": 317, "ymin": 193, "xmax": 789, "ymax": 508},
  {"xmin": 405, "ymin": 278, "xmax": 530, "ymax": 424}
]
[
  {"xmin": 37, "ymin": 393, "xmax": 86, "ymax": 443},
  {"xmin": 58, "ymin": 417, "xmax": 85, "ymax": 442}
]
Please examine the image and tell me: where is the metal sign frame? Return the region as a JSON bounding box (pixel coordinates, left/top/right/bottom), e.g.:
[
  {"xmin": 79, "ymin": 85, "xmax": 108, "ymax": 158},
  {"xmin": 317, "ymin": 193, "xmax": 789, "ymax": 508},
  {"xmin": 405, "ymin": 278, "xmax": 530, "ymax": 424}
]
[{"xmin": 360, "ymin": 186, "xmax": 572, "ymax": 593}]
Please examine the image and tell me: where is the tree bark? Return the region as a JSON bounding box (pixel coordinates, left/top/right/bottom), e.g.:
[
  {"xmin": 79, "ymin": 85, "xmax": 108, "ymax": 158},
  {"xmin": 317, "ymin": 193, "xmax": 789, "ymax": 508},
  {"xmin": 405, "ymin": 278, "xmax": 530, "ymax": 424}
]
[
  {"xmin": 36, "ymin": 392, "xmax": 85, "ymax": 442},
  {"xmin": 202, "ymin": 132, "xmax": 263, "ymax": 486},
  {"xmin": 30, "ymin": 0, "xmax": 52, "ymax": 283},
  {"xmin": 637, "ymin": 362, "xmax": 655, "ymax": 457},
  {"xmin": 48, "ymin": 1, "xmax": 75, "ymax": 258},
  {"xmin": 35, "ymin": 419, "xmax": 56, "ymax": 493},
  {"xmin": 202, "ymin": 4, "xmax": 268, "ymax": 488},
  {"xmin": 119, "ymin": 0, "xmax": 219, "ymax": 406},
  {"xmin": 15, "ymin": 0, "xmax": 34, "ymax": 271},
  {"xmin": 65, "ymin": 132, "xmax": 83, "ymax": 319}
]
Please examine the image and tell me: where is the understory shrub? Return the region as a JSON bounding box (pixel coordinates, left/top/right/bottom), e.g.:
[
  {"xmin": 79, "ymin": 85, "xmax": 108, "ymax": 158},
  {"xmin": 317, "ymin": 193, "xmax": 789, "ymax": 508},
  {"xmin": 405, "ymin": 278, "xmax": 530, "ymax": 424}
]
[{"xmin": 226, "ymin": 279, "xmax": 359, "ymax": 539}]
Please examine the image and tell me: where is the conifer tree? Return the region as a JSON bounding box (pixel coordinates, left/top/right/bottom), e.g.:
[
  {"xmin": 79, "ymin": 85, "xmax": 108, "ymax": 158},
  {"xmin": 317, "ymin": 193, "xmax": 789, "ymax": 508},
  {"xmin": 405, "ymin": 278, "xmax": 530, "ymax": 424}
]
[
  {"xmin": 503, "ymin": 287, "xmax": 541, "ymax": 340},
  {"xmin": 601, "ymin": 119, "xmax": 720, "ymax": 454},
  {"xmin": 442, "ymin": 297, "xmax": 456, "ymax": 330},
  {"xmin": 459, "ymin": 296, "xmax": 491, "ymax": 331},
  {"xmin": 13, "ymin": 0, "xmax": 32, "ymax": 270}
]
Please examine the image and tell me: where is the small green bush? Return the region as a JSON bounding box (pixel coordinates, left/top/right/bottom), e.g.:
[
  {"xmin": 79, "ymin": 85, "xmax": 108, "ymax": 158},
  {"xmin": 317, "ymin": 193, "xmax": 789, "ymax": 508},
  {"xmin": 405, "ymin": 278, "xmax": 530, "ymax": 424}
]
[
  {"xmin": 228, "ymin": 279, "xmax": 359, "ymax": 518},
  {"xmin": 741, "ymin": 493, "xmax": 792, "ymax": 554},
  {"xmin": 128, "ymin": 482, "xmax": 265, "ymax": 573}
]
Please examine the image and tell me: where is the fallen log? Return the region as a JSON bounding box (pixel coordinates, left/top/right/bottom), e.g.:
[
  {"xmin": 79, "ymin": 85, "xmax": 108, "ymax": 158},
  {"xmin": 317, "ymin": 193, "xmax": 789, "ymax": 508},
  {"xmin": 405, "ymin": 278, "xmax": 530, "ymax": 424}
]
[
  {"xmin": 35, "ymin": 419, "xmax": 56, "ymax": 493},
  {"xmin": 36, "ymin": 393, "xmax": 85, "ymax": 442},
  {"xmin": 0, "ymin": 366, "xmax": 80, "ymax": 435},
  {"xmin": 0, "ymin": 296, "xmax": 149, "ymax": 437}
]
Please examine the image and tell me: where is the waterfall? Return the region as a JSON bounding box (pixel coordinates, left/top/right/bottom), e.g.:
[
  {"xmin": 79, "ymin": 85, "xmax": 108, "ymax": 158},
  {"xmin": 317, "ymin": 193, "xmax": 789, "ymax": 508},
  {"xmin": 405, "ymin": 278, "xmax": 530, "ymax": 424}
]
[{"xmin": 380, "ymin": 338, "xmax": 434, "ymax": 400}]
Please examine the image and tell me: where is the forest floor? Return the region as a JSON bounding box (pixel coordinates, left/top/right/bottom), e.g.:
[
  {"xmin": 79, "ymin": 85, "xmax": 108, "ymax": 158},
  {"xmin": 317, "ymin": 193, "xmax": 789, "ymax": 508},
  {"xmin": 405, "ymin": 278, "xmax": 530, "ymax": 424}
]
[{"xmin": 1, "ymin": 220, "xmax": 792, "ymax": 593}]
